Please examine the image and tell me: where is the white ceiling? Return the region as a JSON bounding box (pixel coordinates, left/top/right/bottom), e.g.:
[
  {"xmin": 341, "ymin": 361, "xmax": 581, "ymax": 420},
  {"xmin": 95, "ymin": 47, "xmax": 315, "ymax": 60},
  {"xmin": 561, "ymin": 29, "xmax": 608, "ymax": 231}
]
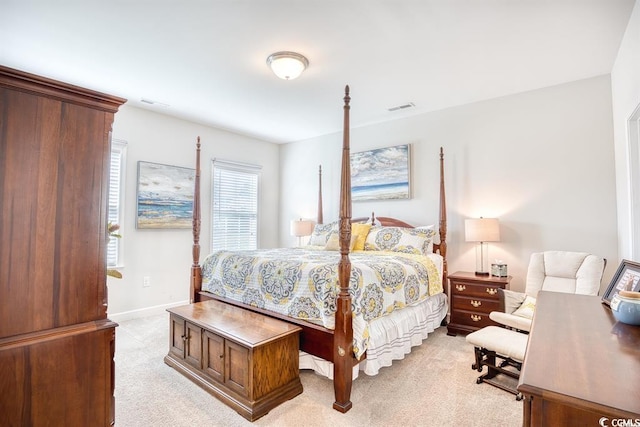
[{"xmin": 1, "ymin": 1, "xmax": 636, "ymax": 144}]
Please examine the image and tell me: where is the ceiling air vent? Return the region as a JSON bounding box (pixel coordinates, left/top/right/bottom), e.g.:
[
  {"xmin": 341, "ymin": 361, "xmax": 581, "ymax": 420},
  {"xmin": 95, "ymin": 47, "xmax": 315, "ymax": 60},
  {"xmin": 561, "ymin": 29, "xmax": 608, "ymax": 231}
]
[
  {"xmin": 387, "ymin": 102, "xmax": 415, "ymax": 112},
  {"xmin": 140, "ymin": 98, "xmax": 170, "ymax": 107}
]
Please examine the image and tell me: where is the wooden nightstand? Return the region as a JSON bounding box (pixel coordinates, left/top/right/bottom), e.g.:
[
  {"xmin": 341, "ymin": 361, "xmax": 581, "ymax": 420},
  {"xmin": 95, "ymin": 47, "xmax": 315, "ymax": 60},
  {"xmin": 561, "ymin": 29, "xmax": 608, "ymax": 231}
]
[{"xmin": 447, "ymin": 271, "xmax": 511, "ymax": 336}]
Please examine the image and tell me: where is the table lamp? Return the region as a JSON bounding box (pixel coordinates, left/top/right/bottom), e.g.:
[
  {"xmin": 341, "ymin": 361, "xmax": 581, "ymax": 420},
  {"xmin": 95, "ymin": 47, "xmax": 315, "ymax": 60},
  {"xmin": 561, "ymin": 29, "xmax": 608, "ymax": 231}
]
[
  {"xmin": 465, "ymin": 217, "xmax": 500, "ymax": 276},
  {"xmin": 290, "ymin": 218, "xmax": 314, "ymax": 247}
]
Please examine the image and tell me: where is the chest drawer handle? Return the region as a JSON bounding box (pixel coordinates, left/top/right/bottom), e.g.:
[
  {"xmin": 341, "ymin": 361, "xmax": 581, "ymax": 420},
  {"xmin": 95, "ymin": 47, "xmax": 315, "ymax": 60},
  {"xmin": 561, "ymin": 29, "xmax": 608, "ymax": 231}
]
[
  {"xmin": 486, "ymin": 288, "xmax": 497, "ymax": 295},
  {"xmin": 456, "ymin": 284, "xmax": 466, "ymax": 292},
  {"xmin": 470, "ymin": 300, "xmax": 481, "ymax": 307},
  {"xmin": 470, "ymin": 314, "xmax": 482, "ymax": 322}
]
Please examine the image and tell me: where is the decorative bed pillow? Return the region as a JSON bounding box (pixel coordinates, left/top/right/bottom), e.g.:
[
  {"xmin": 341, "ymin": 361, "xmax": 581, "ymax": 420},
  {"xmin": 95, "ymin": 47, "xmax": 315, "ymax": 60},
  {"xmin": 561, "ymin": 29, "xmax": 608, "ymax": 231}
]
[
  {"xmin": 502, "ymin": 290, "xmax": 527, "ymax": 314},
  {"xmin": 415, "ymin": 225, "xmax": 436, "ymax": 253},
  {"xmin": 351, "ymin": 223, "xmax": 372, "ymax": 251},
  {"xmin": 324, "ymin": 232, "xmax": 356, "ymax": 251},
  {"xmin": 416, "ymin": 224, "xmax": 435, "ymax": 231},
  {"xmin": 512, "ymin": 295, "xmax": 537, "ymax": 319},
  {"xmin": 308, "ymin": 221, "xmax": 338, "ymax": 246},
  {"xmin": 364, "ymin": 226, "xmax": 435, "ymax": 256}
]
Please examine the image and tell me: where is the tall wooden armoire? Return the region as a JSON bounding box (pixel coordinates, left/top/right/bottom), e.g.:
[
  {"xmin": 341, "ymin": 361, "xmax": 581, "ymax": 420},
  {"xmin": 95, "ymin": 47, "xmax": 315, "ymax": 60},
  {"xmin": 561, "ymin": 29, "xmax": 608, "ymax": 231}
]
[{"xmin": 0, "ymin": 65, "xmax": 126, "ymax": 426}]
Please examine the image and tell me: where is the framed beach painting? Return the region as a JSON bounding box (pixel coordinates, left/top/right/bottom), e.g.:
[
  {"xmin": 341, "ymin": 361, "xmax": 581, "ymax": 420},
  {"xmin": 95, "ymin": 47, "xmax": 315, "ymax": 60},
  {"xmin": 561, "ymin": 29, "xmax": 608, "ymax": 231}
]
[
  {"xmin": 350, "ymin": 144, "xmax": 410, "ymax": 201},
  {"xmin": 136, "ymin": 161, "xmax": 195, "ymax": 229}
]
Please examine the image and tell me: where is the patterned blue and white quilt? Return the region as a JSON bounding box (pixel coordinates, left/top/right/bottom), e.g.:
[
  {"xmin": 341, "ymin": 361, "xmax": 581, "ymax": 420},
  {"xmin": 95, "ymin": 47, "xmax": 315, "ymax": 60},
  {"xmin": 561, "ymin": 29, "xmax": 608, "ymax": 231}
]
[{"xmin": 201, "ymin": 248, "xmax": 443, "ymax": 358}]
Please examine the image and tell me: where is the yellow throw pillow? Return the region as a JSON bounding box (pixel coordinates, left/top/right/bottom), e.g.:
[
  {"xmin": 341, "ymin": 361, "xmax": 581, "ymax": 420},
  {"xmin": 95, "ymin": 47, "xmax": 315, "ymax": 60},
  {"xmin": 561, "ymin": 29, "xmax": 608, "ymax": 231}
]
[
  {"xmin": 351, "ymin": 223, "xmax": 372, "ymax": 251},
  {"xmin": 512, "ymin": 295, "xmax": 537, "ymax": 319},
  {"xmin": 324, "ymin": 232, "xmax": 357, "ymax": 251}
]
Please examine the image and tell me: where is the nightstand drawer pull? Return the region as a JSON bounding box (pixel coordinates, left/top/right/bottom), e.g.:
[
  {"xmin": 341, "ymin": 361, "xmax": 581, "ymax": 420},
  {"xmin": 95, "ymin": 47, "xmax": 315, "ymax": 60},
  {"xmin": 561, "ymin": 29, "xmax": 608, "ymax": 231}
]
[
  {"xmin": 470, "ymin": 300, "xmax": 481, "ymax": 307},
  {"xmin": 470, "ymin": 314, "xmax": 482, "ymax": 322},
  {"xmin": 486, "ymin": 288, "xmax": 497, "ymax": 295},
  {"xmin": 456, "ymin": 284, "xmax": 466, "ymax": 292}
]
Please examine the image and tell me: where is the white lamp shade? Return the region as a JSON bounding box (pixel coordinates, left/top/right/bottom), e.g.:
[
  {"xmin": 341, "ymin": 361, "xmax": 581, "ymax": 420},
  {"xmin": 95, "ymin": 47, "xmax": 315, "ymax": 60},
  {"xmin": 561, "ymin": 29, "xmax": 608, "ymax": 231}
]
[
  {"xmin": 465, "ymin": 218, "xmax": 500, "ymax": 242},
  {"xmin": 267, "ymin": 52, "xmax": 309, "ymax": 80},
  {"xmin": 290, "ymin": 219, "xmax": 314, "ymax": 237}
]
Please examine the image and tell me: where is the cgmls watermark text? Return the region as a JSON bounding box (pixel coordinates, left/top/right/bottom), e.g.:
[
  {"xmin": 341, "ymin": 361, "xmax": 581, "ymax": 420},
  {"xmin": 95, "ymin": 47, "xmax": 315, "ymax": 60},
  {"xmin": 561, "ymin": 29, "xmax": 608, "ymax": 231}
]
[{"xmin": 599, "ymin": 418, "xmax": 640, "ymax": 427}]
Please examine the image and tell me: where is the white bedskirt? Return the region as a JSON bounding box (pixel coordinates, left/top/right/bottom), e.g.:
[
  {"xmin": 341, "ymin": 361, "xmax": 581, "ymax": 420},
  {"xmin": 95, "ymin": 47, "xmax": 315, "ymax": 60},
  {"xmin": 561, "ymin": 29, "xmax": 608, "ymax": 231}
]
[{"xmin": 299, "ymin": 291, "xmax": 448, "ymax": 379}]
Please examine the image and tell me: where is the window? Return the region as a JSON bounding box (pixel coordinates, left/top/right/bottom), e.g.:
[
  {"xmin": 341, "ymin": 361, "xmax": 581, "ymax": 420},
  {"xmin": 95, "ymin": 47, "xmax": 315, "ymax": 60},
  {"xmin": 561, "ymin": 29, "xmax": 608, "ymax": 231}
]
[
  {"xmin": 211, "ymin": 159, "xmax": 261, "ymax": 251},
  {"xmin": 108, "ymin": 139, "xmax": 127, "ymax": 267}
]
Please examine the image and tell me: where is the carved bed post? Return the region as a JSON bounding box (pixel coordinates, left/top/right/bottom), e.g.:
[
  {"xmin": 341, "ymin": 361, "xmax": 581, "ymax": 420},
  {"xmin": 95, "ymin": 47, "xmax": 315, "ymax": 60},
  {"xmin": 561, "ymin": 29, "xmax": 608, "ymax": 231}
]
[
  {"xmin": 438, "ymin": 147, "xmax": 448, "ymax": 284},
  {"xmin": 318, "ymin": 165, "xmax": 323, "ymax": 225},
  {"xmin": 190, "ymin": 137, "xmax": 202, "ymax": 303},
  {"xmin": 333, "ymin": 85, "xmax": 354, "ymax": 413}
]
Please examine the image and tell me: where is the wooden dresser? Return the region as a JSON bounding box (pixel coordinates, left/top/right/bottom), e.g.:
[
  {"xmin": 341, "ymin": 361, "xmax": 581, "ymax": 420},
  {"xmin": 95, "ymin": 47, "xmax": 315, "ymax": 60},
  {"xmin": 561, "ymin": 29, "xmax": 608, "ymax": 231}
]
[
  {"xmin": 165, "ymin": 300, "xmax": 303, "ymax": 421},
  {"xmin": 447, "ymin": 271, "xmax": 511, "ymax": 336},
  {"xmin": 0, "ymin": 66, "xmax": 125, "ymax": 426},
  {"xmin": 518, "ymin": 292, "xmax": 640, "ymax": 425}
]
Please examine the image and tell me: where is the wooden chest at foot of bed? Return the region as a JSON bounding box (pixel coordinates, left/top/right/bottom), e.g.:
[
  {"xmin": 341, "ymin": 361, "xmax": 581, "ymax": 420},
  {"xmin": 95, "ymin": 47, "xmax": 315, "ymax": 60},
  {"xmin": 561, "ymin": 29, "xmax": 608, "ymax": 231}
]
[{"xmin": 164, "ymin": 300, "xmax": 303, "ymax": 421}]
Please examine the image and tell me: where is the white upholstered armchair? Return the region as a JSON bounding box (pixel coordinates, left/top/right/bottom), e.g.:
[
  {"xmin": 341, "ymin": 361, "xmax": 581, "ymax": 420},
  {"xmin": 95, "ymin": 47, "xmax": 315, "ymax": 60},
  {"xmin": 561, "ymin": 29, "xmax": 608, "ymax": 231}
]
[{"xmin": 489, "ymin": 251, "xmax": 606, "ymax": 332}]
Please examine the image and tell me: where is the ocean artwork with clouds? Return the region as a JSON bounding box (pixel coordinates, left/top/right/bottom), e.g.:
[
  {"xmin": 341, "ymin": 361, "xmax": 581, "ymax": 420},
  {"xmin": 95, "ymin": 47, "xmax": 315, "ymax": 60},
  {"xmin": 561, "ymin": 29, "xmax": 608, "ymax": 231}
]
[
  {"xmin": 350, "ymin": 144, "xmax": 410, "ymax": 201},
  {"xmin": 136, "ymin": 161, "xmax": 195, "ymax": 229}
]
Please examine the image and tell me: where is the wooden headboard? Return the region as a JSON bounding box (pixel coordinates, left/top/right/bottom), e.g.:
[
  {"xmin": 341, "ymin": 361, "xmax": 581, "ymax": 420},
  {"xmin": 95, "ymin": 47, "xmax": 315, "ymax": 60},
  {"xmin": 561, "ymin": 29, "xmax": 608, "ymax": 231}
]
[
  {"xmin": 316, "ymin": 147, "xmax": 447, "ymax": 276},
  {"xmin": 353, "ymin": 213, "xmax": 414, "ymax": 228}
]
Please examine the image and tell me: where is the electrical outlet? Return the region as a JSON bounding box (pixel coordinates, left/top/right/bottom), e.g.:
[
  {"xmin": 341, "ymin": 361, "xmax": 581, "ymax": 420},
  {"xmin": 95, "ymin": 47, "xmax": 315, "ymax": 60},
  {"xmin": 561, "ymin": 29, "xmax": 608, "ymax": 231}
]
[{"xmin": 143, "ymin": 276, "xmax": 151, "ymax": 287}]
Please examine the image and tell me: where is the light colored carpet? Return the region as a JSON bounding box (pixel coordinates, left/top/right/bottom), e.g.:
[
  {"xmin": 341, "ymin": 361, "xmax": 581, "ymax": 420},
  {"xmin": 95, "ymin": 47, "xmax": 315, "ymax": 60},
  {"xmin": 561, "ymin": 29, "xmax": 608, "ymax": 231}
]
[{"xmin": 115, "ymin": 313, "xmax": 522, "ymax": 427}]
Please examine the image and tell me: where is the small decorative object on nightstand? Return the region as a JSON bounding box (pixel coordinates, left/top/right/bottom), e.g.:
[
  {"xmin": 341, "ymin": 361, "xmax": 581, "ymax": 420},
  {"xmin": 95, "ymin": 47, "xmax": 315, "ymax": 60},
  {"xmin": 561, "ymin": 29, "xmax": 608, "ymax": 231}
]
[
  {"xmin": 491, "ymin": 261, "xmax": 508, "ymax": 277},
  {"xmin": 447, "ymin": 271, "xmax": 511, "ymax": 336}
]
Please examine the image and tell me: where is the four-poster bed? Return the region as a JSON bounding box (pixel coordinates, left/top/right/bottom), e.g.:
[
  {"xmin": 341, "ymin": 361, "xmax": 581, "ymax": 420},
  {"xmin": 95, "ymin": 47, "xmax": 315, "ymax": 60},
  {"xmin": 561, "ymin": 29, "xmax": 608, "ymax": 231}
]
[{"xmin": 187, "ymin": 86, "xmax": 448, "ymax": 413}]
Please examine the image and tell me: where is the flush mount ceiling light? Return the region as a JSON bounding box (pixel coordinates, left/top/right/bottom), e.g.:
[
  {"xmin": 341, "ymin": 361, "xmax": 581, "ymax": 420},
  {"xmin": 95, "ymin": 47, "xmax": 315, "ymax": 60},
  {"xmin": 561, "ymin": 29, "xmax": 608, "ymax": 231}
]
[{"xmin": 266, "ymin": 51, "xmax": 309, "ymax": 80}]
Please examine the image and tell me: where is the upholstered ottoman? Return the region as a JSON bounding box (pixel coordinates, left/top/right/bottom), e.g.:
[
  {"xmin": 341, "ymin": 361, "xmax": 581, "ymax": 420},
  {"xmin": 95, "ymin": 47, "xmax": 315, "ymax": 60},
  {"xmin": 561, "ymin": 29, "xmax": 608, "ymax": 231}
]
[{"xmin": 466, "ymin": 326, "xmax": 528, "ymax": 399}]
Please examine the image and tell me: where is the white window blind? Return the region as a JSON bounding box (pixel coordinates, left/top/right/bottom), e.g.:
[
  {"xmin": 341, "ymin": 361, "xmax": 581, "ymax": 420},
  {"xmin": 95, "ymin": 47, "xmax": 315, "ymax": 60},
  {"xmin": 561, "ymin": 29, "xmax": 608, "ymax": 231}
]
[
  {"xmin": 211, "ymin": 159, "xmax": 261, "ymax": 251},
  {"xmin": 108, "ymin": 139, "xmax": 127, "ymax": 267}
]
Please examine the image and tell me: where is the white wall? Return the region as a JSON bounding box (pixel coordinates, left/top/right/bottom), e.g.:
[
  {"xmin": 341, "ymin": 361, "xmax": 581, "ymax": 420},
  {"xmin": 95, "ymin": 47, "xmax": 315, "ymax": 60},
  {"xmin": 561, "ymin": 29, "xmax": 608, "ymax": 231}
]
[
  {"xmin": 612, "ymin": 1, "xmax": 640, "ymax": 261},
  {"xmin": 107, "ymin": 106, "xmax": 279, "ymax": 320},
  {"xmin": 280, "ymin": 76, "xmax": 618, "ymax": 293},
  {"xmin": 106, "ymin": 24, "xmax": 636, "ymax": 319}
]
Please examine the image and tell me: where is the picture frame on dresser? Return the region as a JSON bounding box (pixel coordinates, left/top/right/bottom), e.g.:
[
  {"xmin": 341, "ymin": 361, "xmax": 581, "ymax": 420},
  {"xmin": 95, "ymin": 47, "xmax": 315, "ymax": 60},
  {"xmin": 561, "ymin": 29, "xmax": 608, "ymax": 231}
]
[{"xmin": 602, "ymin": 259, "xmax": 640, "ymax": 306}]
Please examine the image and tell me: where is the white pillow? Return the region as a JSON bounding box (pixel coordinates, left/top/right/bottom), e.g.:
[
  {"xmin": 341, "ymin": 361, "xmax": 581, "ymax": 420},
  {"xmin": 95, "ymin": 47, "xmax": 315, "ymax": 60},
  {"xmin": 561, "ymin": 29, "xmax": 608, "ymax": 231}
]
[
  {"xmin": 415, "ymin": 225, "xmax": 436, "ymax": 253},
  {"xmin": 502, "ymin": 290, "xmax": 527, "ymax": 314},
  {"xmin": 512, "ymin": 295, "xmax": 537, "ymax": 319},
  {"xmin": 416, "ymin": 224, "xmax": 435, "ymax": 231},
  {"xmin": 308, "ymin": 221, "xmax": 338, "ymax": 246}
]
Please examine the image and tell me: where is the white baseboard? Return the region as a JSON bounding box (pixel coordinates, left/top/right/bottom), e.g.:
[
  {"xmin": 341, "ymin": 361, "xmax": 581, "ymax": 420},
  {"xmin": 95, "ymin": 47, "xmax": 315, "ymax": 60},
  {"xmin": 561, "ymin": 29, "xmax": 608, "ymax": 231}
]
[{"xmin": 108, "ymin": 300, "xmax": 189, "ymax": 323}]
